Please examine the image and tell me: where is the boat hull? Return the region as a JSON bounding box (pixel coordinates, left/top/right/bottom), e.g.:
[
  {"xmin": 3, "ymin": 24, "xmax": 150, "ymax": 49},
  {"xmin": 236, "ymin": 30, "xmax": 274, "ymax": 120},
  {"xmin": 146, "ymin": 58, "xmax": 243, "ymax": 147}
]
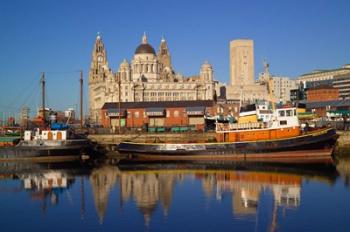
[
  {"xmin": 0, "ymin": 139, "xmax": 90, "ymax": 161},
  {"xmin": 117, "ymin": 128, "xmax": 338, "ymax": 162}
]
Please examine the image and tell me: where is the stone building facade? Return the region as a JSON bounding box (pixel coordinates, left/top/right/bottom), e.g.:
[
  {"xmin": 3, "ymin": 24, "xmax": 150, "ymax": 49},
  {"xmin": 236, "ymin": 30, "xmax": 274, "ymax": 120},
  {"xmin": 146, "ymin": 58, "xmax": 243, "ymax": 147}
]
[
  {"xmin": 89, "ymin": 33, "xmax": 215, "ymax": 124},
  {"xmin": 297, "ymin": 64, "xmax": 350, "ymax": 85},
  {"xmin": 258, "ymin": 61, "xmax": 298, "ymax": 103}
]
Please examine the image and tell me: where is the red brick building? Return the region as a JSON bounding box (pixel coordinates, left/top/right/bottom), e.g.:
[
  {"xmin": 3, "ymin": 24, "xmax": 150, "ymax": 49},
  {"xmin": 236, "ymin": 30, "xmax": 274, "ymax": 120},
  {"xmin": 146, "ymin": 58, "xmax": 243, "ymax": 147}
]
[
  {"xmin": 101, "ymin": 100, "xmax": 215, "ymax": 132},
  {"xmin": 307, "ymin": 86, "xmax": 339, "ymax": 102}
]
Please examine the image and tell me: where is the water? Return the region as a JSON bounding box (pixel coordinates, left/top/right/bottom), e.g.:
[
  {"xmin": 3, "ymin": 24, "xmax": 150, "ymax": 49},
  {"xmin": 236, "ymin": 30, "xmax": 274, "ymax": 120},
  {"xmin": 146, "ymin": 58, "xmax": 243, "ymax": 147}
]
[{"xmin": 0, "ymin": 158, "xmax": 350, "ymax": 232}]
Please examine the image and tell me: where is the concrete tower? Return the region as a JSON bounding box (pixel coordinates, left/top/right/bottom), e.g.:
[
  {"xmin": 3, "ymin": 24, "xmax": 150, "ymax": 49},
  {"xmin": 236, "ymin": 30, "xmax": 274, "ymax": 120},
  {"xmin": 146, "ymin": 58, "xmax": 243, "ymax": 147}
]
[{"xmin": 230, "ymin": 39, "xmax": 254, "ymax": 87}]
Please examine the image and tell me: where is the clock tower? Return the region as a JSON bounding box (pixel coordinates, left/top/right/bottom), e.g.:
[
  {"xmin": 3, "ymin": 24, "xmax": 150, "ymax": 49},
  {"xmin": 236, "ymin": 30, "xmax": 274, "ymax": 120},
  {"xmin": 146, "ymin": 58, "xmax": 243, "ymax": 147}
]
[
  {"xmin": 88, "ymin": 33, "xmax": 112, "ymax": 124},
  {"xmin": 89, "ymin": 33, "xmax": 110, "ymax": 83}
]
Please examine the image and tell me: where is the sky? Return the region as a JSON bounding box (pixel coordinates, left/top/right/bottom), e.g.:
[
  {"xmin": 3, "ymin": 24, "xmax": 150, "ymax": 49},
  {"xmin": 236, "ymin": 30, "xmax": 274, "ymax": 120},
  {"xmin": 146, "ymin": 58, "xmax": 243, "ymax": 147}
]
[{"xmin": 0, "ymin": 0, "xmax": 350, "ymax": 118}]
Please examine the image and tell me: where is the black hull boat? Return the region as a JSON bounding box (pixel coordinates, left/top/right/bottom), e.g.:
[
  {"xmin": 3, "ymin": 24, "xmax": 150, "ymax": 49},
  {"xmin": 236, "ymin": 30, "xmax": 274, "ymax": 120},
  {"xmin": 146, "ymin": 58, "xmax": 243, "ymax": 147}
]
[
  {"xmin": 0, "ymin": 139, "xmax": 90, "ymax": 161},
  {"xmin": 117, "ymin": 128, "xmax": 338, "ymax": 163}
]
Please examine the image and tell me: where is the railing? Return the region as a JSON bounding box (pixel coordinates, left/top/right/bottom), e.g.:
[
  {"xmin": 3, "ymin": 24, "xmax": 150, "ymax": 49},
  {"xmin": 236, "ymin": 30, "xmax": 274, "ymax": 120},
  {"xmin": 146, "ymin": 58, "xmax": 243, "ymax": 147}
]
[{"xmin": 216, "ymin": 122, "xmax": 265, "ymax": 132}]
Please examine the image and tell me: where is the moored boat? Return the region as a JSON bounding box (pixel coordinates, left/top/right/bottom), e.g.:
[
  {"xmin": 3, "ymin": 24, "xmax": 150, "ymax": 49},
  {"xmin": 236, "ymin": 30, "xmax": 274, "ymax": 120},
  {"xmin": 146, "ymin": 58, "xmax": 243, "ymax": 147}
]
[
  {"xmin": 0, "ymin": 127, "xmax": 21, "ymax": 147},
  {"xmin": 117, "ymin": 106, "xmax": 339, "ymax": 162},
  {"xmin": 0, "ymin": 128, "xmax": 90, "ymax": 161},
  {"xmin": 0, "ymin": 71, "xmax": 92, "ymax": 161}
]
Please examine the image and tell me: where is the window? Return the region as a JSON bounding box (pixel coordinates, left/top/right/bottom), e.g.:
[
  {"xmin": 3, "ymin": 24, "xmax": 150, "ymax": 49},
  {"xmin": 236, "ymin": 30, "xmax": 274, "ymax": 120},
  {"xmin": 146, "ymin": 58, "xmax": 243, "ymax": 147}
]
[
  {"xmin": 280, "ymin": 120, "xmax": 287, "ymax": 126},
  {"xmin": 174, "ymin": 110, "xmax": 179, "ymax": 117},
  {"xmin": 134, "ymin": 111, "xmax": 139, "ymax": 118},
  {"xmin": 286, "ymin": 110, "xmax": 292, "ymax": 116},
  {"xmin": 278, "ymin": 110, "xmax": 285, "ymax": 117}
]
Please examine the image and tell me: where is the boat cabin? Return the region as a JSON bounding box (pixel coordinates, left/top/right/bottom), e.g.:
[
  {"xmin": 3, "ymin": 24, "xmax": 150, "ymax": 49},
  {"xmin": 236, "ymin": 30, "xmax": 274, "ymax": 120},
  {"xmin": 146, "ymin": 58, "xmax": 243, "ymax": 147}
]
[
  {"xmin": 24, "ymin": 129, "xmax": 67, "ymax": 141},
  {"xmin": 269, "ymin": 107, "xmax": 299, "ymax": 129},
  {"xmin": 215, "ymin": 107, "xmax": 301, "ymax": 142}
]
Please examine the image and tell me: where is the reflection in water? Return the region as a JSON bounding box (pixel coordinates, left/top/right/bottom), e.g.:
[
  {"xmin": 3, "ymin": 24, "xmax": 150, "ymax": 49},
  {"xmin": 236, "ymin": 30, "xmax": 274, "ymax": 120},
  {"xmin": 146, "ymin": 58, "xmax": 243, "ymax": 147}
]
[
  {"xmin": 196, "ymin": 170, "xmax": 301, "ymax": 229},
  {"xmin": 336, "ymin": 157, "xmax": 350, "ymax": 186},
  {"xmin": 19, "ymin": 171, "xmax": 73, "ymax": 208},
  {"xmin": 87, "ymin": 162, "xmax": 337, "ymax": 228},
  {"xmin": 0, "ymin": 161, "xmax": 87, "ymax": 215},
  {"xmin": 89, "ymin": 165, "xmax": 118, "ymax": 224},
  {"xmin": 0, "ymin": 159, "xmax": 345, "ymax": 230},
  {"xmin": 20, "ymin": 171, "xmax": 74, "ymax": 213},
  {"xmin": 119, "ymin": 171, "xmax": 179, "ymax": 225}
]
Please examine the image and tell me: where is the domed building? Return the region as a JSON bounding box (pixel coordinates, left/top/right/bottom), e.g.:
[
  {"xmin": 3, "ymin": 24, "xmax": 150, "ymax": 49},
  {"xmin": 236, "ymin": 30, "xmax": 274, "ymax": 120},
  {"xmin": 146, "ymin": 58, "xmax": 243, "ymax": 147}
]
[{"xmin": 89, "ymin": 33, "xmax": 216, "ymax": 124}]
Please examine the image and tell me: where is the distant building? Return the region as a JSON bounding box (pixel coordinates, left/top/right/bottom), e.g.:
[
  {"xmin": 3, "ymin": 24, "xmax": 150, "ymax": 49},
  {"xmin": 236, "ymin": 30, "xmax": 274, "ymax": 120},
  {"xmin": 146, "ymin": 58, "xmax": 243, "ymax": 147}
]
[
  {"xmin": 20, "ymin": 106, "xmax": 30, "ymax": 127},
  {"xmin": 298, "ymin": 64, "xmax": 350, "ymax": 86},
  {"xmin": 215, "ymin": 81, "xmax": 227, "ymax": 100},
  {"xmin": 226, "ymin": 39, "xmax": 268, "ymax": 102},
  {"xmin": 230, "ymin": 40, "xmax": 254, "ymax": 86},
  {"xmin": 270, "ymin": 76, "xmax": 298, "ymax": 103},
  {"xmin": 215, "ymin": 99, "xmax": 240, "ymax": 118},
  {"xmin": 290, "ymin": 88, "xmax": 305, "ymax": 103},
  {"xmin": 258, "ymin": 61, "xmax": 298, "ymax": 104},
  {"xmin": 307, "ymin": 86, "xmax": 339, "ymax": 103},
  {"xmin": 89, "ymin": 33, "xmax": 215, "ymax": 124},
  {"xmin": 306, "ymin": 100, "xmax": 350, "ymax": 117},
  {"xmin": 333, "ymin": 73, "xmax": 350, "ymax": 100}
]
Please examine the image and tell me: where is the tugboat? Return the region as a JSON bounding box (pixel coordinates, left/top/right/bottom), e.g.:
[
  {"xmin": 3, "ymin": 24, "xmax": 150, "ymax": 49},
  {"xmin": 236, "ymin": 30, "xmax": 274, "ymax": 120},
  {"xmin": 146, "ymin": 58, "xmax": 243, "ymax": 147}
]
[{"xmin": 117, "ymin": 105, "xmax": 338, "ymax": 163}]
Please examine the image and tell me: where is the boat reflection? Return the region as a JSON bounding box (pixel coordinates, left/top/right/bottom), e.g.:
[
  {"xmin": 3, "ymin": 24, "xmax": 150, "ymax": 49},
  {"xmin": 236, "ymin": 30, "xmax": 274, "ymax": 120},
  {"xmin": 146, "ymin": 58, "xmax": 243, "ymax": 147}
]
[
  {"xmin": 0, "ymin": 161, "xmax": 91, "ymax": 214},
  {"xmin": 21, "ymin": 171, "xmax": 73, "ymax": 209}
]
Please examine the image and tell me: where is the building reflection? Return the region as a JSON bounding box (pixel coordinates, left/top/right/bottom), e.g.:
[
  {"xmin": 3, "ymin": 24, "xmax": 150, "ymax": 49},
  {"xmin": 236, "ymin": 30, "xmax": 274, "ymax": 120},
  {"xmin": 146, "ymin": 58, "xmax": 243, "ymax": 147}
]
[
  {"xmin": 88, "ymin": 165, "xmax": 302, "ymax": 226},
  {"xmin": 337, "ymin": 157, "xmax": 350, "ymax": 186},
  {"xmin": 210, "ymin": 172, "xmax": 301, "ymax": 216},
  {"xmin": 89, "ymin": 165, "xmax": 119, "ymax": 224},
  {"xmin": 120, "ymin": 171, "xmax": 179, "ymax": 224}
]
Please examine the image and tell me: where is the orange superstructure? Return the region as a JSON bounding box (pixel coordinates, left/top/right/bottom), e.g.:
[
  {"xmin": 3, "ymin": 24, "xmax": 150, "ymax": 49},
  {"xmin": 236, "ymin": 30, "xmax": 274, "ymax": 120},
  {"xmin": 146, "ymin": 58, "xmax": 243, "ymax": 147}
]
[
  {"xmin": 216, "ymin": 126, "xmax": 300, "ymax": 142},
  {"xmin": 216, "ymin": 107, "xmax": 301, "ymax": 143}
]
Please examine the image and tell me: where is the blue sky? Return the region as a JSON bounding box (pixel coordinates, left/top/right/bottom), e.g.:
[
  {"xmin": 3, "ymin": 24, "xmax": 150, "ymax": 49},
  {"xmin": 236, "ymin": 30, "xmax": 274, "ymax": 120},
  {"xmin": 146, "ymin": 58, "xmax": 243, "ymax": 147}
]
[{"xmin": 0, "ymin": 0, "xmax": 350, "ymax": 117}]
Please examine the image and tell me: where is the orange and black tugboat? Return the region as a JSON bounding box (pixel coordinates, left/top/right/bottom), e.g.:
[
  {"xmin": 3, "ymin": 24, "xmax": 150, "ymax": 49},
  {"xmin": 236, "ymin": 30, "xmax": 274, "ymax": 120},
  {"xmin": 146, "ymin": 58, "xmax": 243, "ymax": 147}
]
[{"xmin": 117, "ymin": 106, "xmax": 338, "ymax": 162}]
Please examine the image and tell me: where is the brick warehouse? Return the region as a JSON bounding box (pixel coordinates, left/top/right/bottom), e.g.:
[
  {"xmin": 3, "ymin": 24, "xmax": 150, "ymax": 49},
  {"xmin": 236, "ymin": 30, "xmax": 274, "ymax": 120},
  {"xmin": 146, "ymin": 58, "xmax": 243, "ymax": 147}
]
[{"xmin": 101, "ymin": 100, "xmax": 215, "ymax": 132}]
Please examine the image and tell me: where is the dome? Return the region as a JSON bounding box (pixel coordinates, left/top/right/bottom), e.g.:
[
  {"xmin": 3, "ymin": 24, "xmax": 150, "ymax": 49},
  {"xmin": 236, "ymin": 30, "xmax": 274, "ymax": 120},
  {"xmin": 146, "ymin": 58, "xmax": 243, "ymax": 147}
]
[
  {"xmin": 201, "ymin": 61, "xmax": 212, "ymax": 69},
  {"xmin": 135, "ymin": 43, "xmax": 156, "ymax": 55},
  {"xmin": 120, "ymin": 58, "xmax": 129, "ymax": 68}
]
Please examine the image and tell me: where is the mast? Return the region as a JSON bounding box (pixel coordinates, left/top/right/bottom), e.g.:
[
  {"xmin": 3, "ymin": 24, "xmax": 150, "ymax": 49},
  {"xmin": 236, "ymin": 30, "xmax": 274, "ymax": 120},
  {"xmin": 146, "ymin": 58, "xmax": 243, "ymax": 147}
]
[
  {"xmin": 41, "ymin": 72, "xmax": 46, "ymax": 124},
  {"xmin": 80, "ymin": 70, "xmax": 83, "ymax": 129},
  {"xmin": 118, "ymin": 75, "xmax": 121, "ymax": 134}
]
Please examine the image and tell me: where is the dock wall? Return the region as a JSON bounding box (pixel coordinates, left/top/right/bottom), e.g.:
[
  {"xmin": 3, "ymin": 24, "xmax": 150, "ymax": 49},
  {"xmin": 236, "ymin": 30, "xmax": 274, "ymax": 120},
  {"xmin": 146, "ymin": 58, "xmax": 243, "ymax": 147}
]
[{"xmin": 88, "ymin": 132, "xmax": 216, "ymax": 145}]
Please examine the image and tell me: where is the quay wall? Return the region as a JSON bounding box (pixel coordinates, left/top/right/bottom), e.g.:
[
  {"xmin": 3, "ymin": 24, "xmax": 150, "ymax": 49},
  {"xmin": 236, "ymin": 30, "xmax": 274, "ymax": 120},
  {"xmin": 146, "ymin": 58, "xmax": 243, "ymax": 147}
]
[
  {"xmin": 88, "ymin": 132, "xmax": 217, "ymax": 145},
  {"xmin": 337, "ymin": 131, "xmax": 350, "ymax": 147}
]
